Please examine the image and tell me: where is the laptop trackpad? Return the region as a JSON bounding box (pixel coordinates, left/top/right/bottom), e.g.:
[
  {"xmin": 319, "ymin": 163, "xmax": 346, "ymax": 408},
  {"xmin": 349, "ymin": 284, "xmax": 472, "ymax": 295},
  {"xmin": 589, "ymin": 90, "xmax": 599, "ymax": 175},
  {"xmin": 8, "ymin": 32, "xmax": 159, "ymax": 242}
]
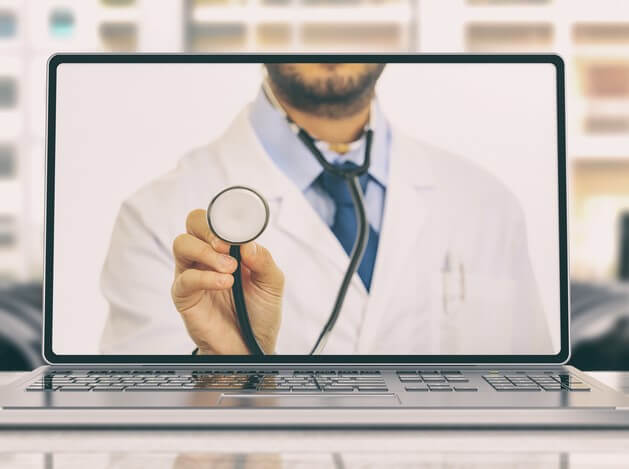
[{"xmin": 219, "ymin": 393, "xmax": 400, "ymax": 407}]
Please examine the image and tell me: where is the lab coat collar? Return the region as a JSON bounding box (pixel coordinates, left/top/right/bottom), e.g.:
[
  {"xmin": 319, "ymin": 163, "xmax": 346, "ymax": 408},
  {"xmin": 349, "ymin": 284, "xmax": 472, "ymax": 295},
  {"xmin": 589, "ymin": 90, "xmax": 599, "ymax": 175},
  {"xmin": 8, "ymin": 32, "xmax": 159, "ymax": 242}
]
[
  {"xmin": 214, "ymin": 107, "xmax": 293, "ymax": 200},
  {"xmin": 249, "ymin": 89, "xmax": 322, "ymax": 193},
  {"xmin": 249, "ymin": 88, "xmax": 391, "ymax": 192}
]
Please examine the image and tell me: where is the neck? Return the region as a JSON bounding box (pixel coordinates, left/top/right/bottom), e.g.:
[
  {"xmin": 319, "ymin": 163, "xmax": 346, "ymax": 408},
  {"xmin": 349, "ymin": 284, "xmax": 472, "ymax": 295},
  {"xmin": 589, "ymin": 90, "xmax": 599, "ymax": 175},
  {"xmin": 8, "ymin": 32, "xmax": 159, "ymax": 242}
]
[{"xmin": 269, "ymin": 87, "xmax": 371, "ymax": 144}]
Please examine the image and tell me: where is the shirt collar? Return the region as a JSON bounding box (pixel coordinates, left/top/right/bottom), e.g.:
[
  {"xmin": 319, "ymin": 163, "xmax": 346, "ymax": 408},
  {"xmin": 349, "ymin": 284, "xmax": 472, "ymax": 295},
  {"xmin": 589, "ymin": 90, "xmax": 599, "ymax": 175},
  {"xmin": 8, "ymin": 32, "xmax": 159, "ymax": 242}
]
[{"xmin": 249, "ymin": 88, "xmax": 390, "ymax": 192}]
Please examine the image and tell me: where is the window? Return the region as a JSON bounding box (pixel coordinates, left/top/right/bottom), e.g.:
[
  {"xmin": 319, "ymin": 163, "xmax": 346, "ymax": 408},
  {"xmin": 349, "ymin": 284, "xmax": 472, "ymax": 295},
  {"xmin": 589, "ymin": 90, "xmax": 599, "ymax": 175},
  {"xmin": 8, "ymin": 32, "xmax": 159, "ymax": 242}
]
[
  {"xmin": 0, "ymin": 144, "xmax": 15, "ymax": 178},
  {"xmin": 49, "ymin": 8, "xmax": 75, "ymax": 38},
  {"xmin": 0, "ymin": 10, "xmax": 16, "ymax": 38}
]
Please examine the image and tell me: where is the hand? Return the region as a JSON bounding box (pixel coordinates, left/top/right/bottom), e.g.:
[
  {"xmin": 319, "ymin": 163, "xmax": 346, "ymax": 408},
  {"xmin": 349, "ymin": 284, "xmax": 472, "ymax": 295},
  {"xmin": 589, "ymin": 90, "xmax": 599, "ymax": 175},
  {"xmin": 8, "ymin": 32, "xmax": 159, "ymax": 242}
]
[{"xmin": 171, "ymin": 209, "xmax": 284, "ymax": 354}]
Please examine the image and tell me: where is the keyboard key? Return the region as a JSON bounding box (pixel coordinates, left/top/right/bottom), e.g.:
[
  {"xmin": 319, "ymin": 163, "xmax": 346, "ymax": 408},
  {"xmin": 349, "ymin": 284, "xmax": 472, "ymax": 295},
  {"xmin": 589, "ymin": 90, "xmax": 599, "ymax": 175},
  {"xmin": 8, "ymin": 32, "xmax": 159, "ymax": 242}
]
[
  {"xmin": 422, "ymin": 377, "xmax": 446, "ymax": 383},
  {"xmin": 324, "ymin": 383, "xmax": 355, "ymax": 388},
  {"xmin": 495, "ymin": 387, "xmax": 541, "ymax": 392},
  {"xmin": 398, "ymin": 376, "xmax": 422, "ymax": 382},
  {"xmin": 564, "ymin": 384, "xmax": 591, "ymax": 391},
  {"xmin": 428, "ymin": 384, "xmax": 452, "ymax": 391},
  {"xmin": 454, "ymin": 387, "xmax": 478, "ymax": 392},
  {"xmin": 445, "ymin": 376, "xmax": 469, "ymax": 382},
  {"xmin": 125, "ymin": 386, "xmax": 165, "ymax": 391},
  {"xmin": 404, "ymin": 385, "xmax": 429, "ymax": 392}
]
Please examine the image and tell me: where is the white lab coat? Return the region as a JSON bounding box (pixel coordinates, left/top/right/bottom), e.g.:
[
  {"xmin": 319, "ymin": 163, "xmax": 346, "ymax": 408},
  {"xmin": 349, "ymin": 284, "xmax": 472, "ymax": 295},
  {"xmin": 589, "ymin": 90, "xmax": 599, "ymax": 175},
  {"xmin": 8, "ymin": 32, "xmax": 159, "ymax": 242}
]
[{"xmin": 100, "ymin": 106, "xmax": 553, "ymax": 355}]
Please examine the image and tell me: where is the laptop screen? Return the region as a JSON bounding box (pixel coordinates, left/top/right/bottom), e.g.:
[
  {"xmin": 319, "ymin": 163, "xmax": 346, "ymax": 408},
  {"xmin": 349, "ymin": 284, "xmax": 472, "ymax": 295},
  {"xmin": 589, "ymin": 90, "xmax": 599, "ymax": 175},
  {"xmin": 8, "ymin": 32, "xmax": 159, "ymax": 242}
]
[{"xmin": 46, "ymin": 56, "xmax": 566, "ymax": 362}]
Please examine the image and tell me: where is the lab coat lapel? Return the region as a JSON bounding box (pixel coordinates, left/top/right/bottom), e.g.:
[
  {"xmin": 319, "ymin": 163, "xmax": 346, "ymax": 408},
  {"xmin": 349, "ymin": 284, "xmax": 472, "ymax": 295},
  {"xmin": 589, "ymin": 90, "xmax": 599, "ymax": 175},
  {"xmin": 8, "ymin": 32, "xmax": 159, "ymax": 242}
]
[
  {"xmin": 216, "ymin": 107, "xmax": 364, "ymax": 290},
  {"xmin": 214, "ymin": 108, "xmax": 288, "ymax": 200},
  {"xmin": 356, "ymin": 130, "xmax": 438, "ymax": 353},
  {"xmin": 275, "ymin": 188, "xmax": 358, "ymax": 279}
]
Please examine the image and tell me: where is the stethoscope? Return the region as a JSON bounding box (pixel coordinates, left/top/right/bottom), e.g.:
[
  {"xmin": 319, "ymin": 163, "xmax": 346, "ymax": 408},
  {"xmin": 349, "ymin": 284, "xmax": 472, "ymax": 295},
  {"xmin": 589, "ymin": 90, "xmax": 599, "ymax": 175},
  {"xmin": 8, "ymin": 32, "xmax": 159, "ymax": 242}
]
[{"xmin": 206, "ymin": 78, "xmax": 374, "ymax": 355}]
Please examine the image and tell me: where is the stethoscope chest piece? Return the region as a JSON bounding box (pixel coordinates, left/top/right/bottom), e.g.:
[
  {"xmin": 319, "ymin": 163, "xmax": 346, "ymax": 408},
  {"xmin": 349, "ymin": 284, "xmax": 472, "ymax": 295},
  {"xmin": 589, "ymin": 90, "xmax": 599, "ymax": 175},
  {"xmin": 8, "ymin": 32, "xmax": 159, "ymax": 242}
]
[{"xmin": 207, "ymin": 186, "xmax": 269, "ymax": 245}]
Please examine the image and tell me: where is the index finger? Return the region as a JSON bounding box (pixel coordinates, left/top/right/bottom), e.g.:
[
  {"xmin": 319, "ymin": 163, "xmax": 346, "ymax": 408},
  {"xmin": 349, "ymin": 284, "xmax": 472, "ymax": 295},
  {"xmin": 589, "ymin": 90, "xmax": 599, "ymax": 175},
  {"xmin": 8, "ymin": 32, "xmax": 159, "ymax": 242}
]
[{"xmin": 185, "ymin": 209, "xmax": 230, "ymax": 254}]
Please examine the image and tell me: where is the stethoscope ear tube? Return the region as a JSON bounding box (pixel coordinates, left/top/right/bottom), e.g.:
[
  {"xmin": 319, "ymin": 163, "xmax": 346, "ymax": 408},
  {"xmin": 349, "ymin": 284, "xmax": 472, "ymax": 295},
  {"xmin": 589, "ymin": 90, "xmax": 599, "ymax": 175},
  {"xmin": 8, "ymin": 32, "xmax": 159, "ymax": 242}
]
[
  {"xmin": 297, "ymin": 129, "xmax": 373, "ymax": 178},
  {"xmin": 297, "ymin": 128, "xmax": 372, "ymax": 354},
  {"xmin": 230, "ymin": 244, "xmax": 265, "ymax": 355},
  {"xmin": 309, "ymin": 175, "xmax": 369, "ymax": 354}
]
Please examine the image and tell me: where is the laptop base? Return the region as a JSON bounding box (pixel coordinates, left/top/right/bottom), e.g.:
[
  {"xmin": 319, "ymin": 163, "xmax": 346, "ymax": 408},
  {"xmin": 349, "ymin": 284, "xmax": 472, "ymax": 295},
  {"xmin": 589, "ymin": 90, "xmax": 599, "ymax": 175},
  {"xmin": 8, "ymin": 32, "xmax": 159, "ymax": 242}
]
[{"xmin": 1, "ymin": 365, "xmax": 627, "ymax": 428}]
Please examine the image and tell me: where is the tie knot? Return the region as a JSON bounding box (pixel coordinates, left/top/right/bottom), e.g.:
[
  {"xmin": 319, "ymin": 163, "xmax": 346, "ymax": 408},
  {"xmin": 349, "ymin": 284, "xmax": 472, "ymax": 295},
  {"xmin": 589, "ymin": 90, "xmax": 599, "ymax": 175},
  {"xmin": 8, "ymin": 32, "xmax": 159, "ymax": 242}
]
[{"xmin": 318, "ymin": 162, "xmax": 369, "ymax": 206}]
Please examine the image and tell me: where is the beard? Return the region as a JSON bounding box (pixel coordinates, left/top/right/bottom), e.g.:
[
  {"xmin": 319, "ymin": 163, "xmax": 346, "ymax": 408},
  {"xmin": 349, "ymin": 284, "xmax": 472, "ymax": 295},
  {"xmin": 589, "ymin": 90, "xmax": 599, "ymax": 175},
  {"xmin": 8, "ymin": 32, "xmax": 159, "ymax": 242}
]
[{"xmin": 264, "ymin": 63, "xmax": 385, "ymax": 119}]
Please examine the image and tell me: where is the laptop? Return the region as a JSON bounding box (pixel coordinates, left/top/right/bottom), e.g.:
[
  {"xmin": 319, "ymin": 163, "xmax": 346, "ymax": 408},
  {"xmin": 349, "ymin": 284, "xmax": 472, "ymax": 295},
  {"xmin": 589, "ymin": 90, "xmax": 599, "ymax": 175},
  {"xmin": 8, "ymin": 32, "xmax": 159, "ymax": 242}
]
[{"xmin": 1, "ymin": 54, "xmax": 628, "ymax": 427}]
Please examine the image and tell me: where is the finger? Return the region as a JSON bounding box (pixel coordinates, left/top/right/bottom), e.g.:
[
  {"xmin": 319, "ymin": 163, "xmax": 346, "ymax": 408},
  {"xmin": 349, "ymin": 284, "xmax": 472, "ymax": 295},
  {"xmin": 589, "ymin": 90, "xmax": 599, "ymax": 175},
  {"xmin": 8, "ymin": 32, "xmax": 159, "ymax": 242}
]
[
  {"xmin": 172, "ymin": 269, "xmax": 234, "ymax": 299},
  {"xmin": 185, "ymin": 209, "xmax": 230, "ymax": 254},
  {"xmin": 173, "ymin": 234, "xmax": 237, "ymax": 274},
  {"xmin": 239, "ymin": 242, "xmax": 284, "ymax": 289}
]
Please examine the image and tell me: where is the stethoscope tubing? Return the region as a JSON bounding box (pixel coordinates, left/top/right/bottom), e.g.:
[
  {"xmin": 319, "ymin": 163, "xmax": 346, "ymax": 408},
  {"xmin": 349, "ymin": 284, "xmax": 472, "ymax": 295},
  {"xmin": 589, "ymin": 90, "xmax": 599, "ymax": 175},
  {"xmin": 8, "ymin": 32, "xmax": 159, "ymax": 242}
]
[
  {"xmin": 230, "ymin": 244, "xmax": 266, "ymax": 355},
  {"xmin": 310, "ymin": 174, "xmax": 369, "ymax": 354},
  {"xmin": 296, "ymin": 128, "xmax": 372, "ymax": 178},
  {"xmin": 297, "ymin": 128, "xmax": 373, "ymax": 354}
]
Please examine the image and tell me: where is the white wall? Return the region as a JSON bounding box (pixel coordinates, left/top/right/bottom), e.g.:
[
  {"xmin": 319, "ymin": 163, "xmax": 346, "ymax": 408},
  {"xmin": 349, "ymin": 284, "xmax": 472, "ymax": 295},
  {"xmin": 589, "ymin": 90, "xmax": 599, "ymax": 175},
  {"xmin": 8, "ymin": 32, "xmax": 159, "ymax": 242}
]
[{"xmin": 52, "ymin": 62, "xmax": 560, "ymax": 354}]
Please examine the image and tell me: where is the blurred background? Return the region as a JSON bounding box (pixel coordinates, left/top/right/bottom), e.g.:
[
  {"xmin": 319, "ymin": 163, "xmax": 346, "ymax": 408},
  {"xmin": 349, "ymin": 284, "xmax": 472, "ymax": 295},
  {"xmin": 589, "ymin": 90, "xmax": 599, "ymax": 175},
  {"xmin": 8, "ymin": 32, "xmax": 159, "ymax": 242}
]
[{"xmin": 0, "ymin": 0, "xmax": 628, "ymax": 370}]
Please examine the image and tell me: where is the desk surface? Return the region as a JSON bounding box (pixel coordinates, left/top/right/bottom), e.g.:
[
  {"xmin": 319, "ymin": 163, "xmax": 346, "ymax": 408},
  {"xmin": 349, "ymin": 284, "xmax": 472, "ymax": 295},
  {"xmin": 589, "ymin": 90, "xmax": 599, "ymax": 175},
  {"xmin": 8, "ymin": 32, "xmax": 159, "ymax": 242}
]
[{"xmin": 1, "ymin": 371, "xmax": 629, "ymax": 468}]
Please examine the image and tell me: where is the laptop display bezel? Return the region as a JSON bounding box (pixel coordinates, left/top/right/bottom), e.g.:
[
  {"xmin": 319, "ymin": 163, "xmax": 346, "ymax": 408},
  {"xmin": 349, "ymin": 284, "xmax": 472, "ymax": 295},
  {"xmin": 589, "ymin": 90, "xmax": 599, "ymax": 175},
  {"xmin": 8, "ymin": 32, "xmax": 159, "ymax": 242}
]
[{"xmin": 43, "ymin": 54, "xmax": 569, "ymax": 365}]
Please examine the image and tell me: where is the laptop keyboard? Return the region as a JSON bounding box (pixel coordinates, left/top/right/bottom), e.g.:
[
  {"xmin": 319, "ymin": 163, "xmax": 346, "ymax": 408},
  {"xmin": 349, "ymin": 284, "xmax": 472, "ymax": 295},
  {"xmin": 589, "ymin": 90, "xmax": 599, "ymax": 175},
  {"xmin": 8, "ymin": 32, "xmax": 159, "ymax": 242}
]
[
  {"xmin": 397, "ymin": 370, "xmax": 590, "ymax": 392},
  {"xmin": 25, "ymin": 370, "xmax": 388, "ymax": 393},
  {"xmin": 24, "ymin": 370, "xmax": 591, "ymax": 393},
  {"xmin": 483, "ymin": 372, "xmax": 591, "ymax": 392},
  {"xmin": 397, "ymin": 370, "xmax": 478, "ymax": 392}
]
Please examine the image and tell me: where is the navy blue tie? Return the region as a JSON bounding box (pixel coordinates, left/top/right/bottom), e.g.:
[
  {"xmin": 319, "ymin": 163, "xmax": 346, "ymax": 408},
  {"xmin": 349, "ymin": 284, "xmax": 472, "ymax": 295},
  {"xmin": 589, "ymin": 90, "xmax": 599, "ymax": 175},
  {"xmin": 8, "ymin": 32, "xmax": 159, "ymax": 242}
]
[{"xmin": 318, "ymin": 162, "xmax": 379, "ymax": 291}]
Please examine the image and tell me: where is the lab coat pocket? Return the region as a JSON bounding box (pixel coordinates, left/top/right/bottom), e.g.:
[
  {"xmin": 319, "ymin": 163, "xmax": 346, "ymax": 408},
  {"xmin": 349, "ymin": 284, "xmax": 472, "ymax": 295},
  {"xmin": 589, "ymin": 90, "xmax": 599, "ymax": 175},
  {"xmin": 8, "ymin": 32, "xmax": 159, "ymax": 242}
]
[{"xmin": 434, "ymin": 272, "xmax": 516, "ymax": 355}]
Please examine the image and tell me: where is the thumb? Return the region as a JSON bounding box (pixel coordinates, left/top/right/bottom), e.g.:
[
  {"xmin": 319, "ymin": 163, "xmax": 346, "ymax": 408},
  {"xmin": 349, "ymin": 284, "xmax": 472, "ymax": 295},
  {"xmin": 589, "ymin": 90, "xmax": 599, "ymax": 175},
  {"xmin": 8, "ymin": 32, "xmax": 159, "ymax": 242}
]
[{"xmin": 239, "ymin": 242, "xmax": 284, "ymax": 289}]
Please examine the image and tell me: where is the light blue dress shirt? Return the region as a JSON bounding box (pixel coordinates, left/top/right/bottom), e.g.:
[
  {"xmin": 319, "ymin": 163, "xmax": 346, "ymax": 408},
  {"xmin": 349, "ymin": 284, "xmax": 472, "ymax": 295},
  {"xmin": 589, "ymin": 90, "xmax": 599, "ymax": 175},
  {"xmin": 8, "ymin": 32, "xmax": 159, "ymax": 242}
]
[{"xmin": 249, "ymin": 89, "xmax": 391, "ymax": 233}]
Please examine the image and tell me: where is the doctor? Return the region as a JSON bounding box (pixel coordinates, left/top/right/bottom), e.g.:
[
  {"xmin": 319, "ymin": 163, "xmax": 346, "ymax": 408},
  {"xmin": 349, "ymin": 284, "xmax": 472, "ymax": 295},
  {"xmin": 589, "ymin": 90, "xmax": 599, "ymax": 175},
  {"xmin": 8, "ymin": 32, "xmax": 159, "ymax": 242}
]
[{"xmin": 100, "ymin": 63, "xmax": 552, "ymax": 355}]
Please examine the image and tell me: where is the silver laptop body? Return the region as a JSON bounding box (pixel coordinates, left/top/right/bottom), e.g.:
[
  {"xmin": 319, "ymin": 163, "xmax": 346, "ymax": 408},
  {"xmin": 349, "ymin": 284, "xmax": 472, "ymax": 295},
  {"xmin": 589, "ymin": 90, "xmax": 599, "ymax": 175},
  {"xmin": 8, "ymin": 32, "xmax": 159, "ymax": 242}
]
[{"xmin": 1, "ymin": 54, "xmax": 627, "ymax": 428}]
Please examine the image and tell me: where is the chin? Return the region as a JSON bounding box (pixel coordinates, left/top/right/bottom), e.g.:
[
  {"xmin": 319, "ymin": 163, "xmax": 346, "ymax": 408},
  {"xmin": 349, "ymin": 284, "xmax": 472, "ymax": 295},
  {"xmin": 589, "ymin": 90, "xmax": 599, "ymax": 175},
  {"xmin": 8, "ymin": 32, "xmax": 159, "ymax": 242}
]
[{"xmin": 301, "ymin": 63, "xmax": 371, "ymax": 79}]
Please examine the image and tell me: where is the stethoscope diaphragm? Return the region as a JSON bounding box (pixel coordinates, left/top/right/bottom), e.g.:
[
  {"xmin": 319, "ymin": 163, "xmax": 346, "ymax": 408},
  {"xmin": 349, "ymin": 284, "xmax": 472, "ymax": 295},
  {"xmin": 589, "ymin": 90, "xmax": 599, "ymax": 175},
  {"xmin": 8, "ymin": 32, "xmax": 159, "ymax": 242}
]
[{"xmin": 207, "ymin": 186, "xmax": 269, "ymax": 245}]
